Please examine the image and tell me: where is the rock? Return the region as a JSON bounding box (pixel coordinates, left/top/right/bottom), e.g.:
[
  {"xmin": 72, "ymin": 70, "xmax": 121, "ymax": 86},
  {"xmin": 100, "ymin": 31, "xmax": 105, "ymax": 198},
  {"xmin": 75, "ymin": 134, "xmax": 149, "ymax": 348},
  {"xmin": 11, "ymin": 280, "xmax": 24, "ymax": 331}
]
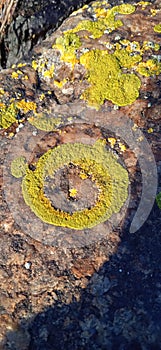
[{"xmin": 0, "ymin": 1, "xmax": 161, "ymax": 349}]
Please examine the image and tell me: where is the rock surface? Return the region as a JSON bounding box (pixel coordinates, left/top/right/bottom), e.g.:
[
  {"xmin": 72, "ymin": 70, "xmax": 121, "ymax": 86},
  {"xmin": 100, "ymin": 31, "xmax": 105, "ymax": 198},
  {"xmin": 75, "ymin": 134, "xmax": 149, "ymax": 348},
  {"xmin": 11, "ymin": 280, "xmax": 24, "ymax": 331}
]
[{"xmin": 0, "ymin": 0, "xmax": 161, "ymax": 349}]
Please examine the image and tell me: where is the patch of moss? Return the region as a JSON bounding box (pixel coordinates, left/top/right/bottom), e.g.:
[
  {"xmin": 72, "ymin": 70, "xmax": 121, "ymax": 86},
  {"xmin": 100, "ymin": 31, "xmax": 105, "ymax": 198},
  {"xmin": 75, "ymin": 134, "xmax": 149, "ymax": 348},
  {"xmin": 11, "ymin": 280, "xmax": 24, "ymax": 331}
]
[
  {"xmin": 79, "ymin": 49, "xmax": 141, "ymax": 108},
  {"xmin": 13, "ymin": 140, "xmax": 129, "ymax": 229},
  {"xmin": 0, "ymin": 103, "xmax": 18, "ymax": 129}
]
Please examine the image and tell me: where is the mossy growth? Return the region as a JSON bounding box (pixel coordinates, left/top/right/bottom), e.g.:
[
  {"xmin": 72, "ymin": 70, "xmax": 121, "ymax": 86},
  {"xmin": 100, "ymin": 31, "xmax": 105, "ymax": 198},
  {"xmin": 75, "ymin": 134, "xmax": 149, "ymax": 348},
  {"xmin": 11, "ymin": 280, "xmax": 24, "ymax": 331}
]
[
  {"xmin": 80, "ymin": 49, "xmax": 141, "ymax": 108},
  {"xmin": 70, "ymin": 4, "xmax": 135, "ymax": 39},
  {"xmin": 156, "ymin": 192, "xmax": 161, "ymax": 209},
  {"xmin": 12, "ymin": 140, "xmax": 129, "ymax": 230},
  {"xmin": 0, "ymin": 103, "xmax": 18, "ymax": 129},
  {"xmin": 11, "ymin": 156, "xmax": 27, "ymax": 178}
]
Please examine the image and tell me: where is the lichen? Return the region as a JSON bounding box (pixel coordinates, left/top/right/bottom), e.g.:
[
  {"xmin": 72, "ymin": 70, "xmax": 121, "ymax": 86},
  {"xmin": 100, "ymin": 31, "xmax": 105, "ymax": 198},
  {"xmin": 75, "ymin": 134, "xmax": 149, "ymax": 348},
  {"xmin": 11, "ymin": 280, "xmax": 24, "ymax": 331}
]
[
  {"xmin": 32, "ymin": 59, "xmax": 55, "ymax": 79},
  {"xmin": 11, "ymin": 156, "xmax": 27, "ymax": 178},
  {"xmin": 136, "ymin": 59, "xmax": 161, "ymax": 77},
  {"xmin": 12, "ymin": 140, "xmax": 129, "ymax": 229},
  {"xmin": 16, "ymin": 99, "xmax": 37, "ymax": 113},
  {"xmin": 0, "ymin": 103, "xmax": 18, "ymax": 129},
  {"xmin": 53, "ymin": 32, "xmax": 81, "ymax": 67},
  {"xmin": 154, "ymin": 24, "xmax": 161, "ymax": 33},
  {"xmin": 79, "ymin": 49, "xmax": 141, "ymax": 108},
  {"xmin": 69, "ymin": 4, "xmax": 135, "ymax": 39},
  {"xmin": 28, "ymin": 113, "xmax": 62, "ymax": 131},
  {"xmin": 0, "ymin": 99, "xmax": 37, "ymax": 129},
  {"xmin": 114, "ymin": 46, "xmax": 142, "ymax": 68}
]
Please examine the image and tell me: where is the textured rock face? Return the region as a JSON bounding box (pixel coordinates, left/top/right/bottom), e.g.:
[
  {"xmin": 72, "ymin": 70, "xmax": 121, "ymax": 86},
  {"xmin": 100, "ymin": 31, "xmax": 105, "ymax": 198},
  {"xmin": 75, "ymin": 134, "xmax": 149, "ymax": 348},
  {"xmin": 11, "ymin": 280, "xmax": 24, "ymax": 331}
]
[
  {"xmin": 0, "ymin": 1, "xmax": 161, "ymax": 349},
  {"xmin": 0, "ymin": 0, "xmax": 92, "ymax": 69}
]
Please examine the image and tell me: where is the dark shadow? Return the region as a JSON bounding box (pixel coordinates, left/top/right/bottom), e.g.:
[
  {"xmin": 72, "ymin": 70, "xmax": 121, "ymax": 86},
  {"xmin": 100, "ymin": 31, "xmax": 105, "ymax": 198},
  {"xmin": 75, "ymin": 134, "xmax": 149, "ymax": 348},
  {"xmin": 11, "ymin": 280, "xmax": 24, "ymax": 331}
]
[{"xmin": 3, "ymin": 203, "xmax": 161, "ymax": 350}]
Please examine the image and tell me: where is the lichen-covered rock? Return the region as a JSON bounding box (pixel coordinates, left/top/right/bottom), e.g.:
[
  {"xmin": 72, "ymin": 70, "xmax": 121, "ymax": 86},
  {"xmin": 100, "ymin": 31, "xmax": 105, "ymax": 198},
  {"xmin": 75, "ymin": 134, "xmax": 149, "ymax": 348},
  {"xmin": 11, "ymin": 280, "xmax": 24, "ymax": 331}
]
[{"xmin": 0, "ymin": 1, "xmax": 161, "ymax": 349}]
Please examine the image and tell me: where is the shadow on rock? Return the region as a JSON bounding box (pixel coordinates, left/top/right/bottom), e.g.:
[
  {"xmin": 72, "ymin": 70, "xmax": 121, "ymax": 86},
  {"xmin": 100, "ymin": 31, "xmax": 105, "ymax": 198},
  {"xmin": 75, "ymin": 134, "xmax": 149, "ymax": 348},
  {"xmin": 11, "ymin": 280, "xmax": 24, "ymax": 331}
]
[{"xmin": 2, "ymin": 204, "xmax": 161, "ymax": 350}]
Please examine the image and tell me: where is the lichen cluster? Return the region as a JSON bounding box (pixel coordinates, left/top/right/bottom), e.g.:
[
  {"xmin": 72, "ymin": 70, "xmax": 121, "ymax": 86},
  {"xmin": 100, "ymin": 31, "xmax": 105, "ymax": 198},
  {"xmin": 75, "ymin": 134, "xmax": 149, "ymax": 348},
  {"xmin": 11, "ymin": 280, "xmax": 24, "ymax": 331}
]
[
  {"xmin": 48, "ymin": 1, "xmax": 161, "ymax": 108},
  {"xmin": 0, "ymin": 103, "xmax": 18, "ymax": 129},
  {"xmin": 79, "ymin": 49, "xmax": 141, "ymax": 108},
  {"xmin": 0, "ymin": 99, "xmax": 37, "ymax": 129},
  {"xmin": 11, "ymin": 140, "xmax": 129, "ymax": 229}
]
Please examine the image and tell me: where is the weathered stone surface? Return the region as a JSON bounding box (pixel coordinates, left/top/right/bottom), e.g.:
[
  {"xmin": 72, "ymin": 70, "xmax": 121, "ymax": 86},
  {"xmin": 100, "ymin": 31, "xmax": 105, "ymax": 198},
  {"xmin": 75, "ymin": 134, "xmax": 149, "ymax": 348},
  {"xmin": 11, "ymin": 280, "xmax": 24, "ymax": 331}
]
[{"xmin": 0, "ymin": 0, "xmax": 161, "ymax": 349}]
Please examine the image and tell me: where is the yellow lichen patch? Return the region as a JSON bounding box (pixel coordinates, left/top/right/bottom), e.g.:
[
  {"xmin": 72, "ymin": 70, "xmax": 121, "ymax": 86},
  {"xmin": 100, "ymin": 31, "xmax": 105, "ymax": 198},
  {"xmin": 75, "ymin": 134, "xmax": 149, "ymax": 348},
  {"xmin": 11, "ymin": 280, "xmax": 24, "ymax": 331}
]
[
  {"xmin": 150, "ymin": 9, "xmax": 158, "ymax": 16},
  {"xmin": 16, "ymin": 100, "xmax": 37, "ymax": 113},
  {"xmin": 32, "ymin": 60, "xmax": 38, "ymax": 70},
  {"xmin": 137, "ymin": 1, "xmax": 150, "ymax": 8},
  {"xmin": 54, "ymin": 79, "xmax": 67, "ymax": 88},
  {"xmin": 69, "ymin": 4, "xmax": 135, "ymax": 39},
  {"xmin": 114, "ymin": 46, "xmax": 142, "ymax": 68},
  {"xmin": 136, "ymin": 59, "xmax": 161, "ymax": 77},
  {"xmin": 0, "ymin": 88, "xmax": 5, "ymax": 95},
  {"xmin": 0, "ymin": 103, "xmax": 17, "ymax": 129},
  {"xmin": 53, "ymin": 32, "xmax": 81, "ymax": 67},
  {"xmin": 17, "ymin": 63, "xmax": 27, "ymax": 68},
  {"xmin": 116, "ymin": 4, "xmax": 135, "ymax": 15},
  {"xmin": 154, "ymin": 24, "xmax": 161, "ymax": 33},
  {"xmin": 147, "ymin": 128, "xmax": 154, "ymax": 133},
  {"xmin": 118, "ymin": 142, "xmax": 127, "ymax": 152},
  {"xmin": 69, "ymin": 188, "xmax": 78, "ymax": 197},
  {"xmin": 108, "ymin": 137, "xmax": 116, "ymax": 148},
  {"xmin": 32, "ymin": 58, "xmax": 55, "ymax": 79},
  {"xmin": 43, "ymin": 64, "xmax": 55, "ymax": 79},
  {"xmin": 17, "ymin": 141, "xmax": 129, "ymax": 229},
  {"xmin": 142, "ymin": 41, "xmax": 160, "ymax": 52},
  {"xmin": 80, "ymin": 49, "xmax": 141, "ymax": 108},
  {"xmin": 28, "ymin": 113, "xmax": 61, "ymax": 131},
  {"xmin": 79, "ymin": 171, "xmax": 88, "ymax": 180},
  {"xmin": 11, "ymin": 156, "xmax": 27, "ymax": 178},
  {"xmin": 39, "ymin": 93, "xmax": 45, "ymax": 101},
  {"xmin": 11, "ymin": 71, "xmax": 19, "ymax": 79}
]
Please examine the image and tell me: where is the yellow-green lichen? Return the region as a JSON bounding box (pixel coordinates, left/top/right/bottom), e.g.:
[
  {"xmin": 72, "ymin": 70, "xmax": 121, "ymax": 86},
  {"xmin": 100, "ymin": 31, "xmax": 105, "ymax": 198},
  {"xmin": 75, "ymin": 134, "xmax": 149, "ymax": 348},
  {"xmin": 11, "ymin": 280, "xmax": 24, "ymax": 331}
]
[
  {"xmin": 0, "ymin": 99, "xmax": 37, "ymax": 129},
  {"xmin": 136, "ymin": 59, "xmax": 161, "ymax": 77},
  {"xmin": 11, "ymin": 156, "xmax": 27, "ymax": 178},
  {"xmin": 28, "ymin": 113, "xmax": 62, "ymax": 131},
  {"xmin": 12, "ymin": 140, "xmax": 129, "ymax": 229},
  {"xmin": 16, "ymin": 99, "xmax": 37, "ymax": 113},
  {"xmin": 32, "ymin": 59, "xmax": 55, "ymax": 79},
  {"xmin": 114, "ymin": 46, "xmax": 142, "ymax": 68},
  {"xmin": 53, "ymin": 32, "xmax": 81, "ymax": 67},
  {"xmin": 154, "ymin": 24, "xmax": 161, "ymax": 33},
  {"xmin": 0, "ymin": 103, "xmax": 18, "ymax": 129},
  {"xmin": 69, "ymin": 4, "xmax": 135, "ymax": 39},
  {"xmin": 79, "ymin": 49, "xmax": 141, "ymax": 108}
]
